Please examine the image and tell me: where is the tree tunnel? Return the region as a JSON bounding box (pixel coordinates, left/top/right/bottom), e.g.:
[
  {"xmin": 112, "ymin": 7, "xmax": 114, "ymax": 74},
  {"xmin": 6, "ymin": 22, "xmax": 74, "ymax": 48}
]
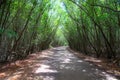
[{"xmin": 0, "ymin": 0, "xmax": 120, "ymax": 65}]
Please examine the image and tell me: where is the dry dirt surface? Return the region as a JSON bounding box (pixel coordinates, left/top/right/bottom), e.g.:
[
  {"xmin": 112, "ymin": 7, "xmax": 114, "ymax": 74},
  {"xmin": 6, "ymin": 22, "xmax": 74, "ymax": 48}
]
[{"xmin": 0, "ymin": 46, "xmax": 119, "ymax": 80}]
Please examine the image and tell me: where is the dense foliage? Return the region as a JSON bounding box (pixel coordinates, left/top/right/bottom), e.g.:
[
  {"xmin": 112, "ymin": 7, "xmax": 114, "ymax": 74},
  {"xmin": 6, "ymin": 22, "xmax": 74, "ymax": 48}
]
[
  {"xmin": 0, "ymin": 0, "xmax": 60, "ymax": 62},
  {"xmin": 63, "ymin": 0, "xmax": 120, "ymax": 64}
]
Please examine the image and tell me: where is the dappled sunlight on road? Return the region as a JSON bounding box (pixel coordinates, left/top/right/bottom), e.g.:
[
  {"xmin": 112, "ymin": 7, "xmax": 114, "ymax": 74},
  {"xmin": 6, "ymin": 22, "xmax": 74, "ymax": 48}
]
[
  {"xmin": 39, "ymin": 76, "xmax": 55, "ymax": 80},
  {"xmin": 35, "ymin": 64, "xmax": 58, "ymax": 73},
  {"xmin": 61, "ymin": 58, "xmax": 71, "ymax": 63},
  {"xmin": 84, "ymin": 57, "xmax": 102, "ymax": 63},
  {"xmin": 103, "ymin": 74, "xmax": 118, "ymax": 80},
  {"xmin": 0, "ymin": 47, "xmax": 119, "ymax": 80}
]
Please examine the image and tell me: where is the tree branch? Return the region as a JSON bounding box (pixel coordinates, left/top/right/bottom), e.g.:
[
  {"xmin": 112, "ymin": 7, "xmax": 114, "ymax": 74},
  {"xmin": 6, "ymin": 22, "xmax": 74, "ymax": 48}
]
[{"xmin": 91, "ymin": 4, "xmax": 120, "ymax": 12}]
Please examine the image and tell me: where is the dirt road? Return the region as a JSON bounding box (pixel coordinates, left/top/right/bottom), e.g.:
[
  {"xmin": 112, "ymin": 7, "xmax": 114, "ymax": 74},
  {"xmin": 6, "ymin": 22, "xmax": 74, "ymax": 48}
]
[{"xmin": 0, "ymin": 47, "xmax": 119, "ymax": 80}]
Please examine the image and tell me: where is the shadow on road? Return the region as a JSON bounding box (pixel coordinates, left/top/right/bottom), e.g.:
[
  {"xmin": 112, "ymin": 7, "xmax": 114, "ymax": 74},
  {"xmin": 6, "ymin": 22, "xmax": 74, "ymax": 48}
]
[{"xmin": 0, "ymin": 46, "xmax": 119, "ymax": 80}]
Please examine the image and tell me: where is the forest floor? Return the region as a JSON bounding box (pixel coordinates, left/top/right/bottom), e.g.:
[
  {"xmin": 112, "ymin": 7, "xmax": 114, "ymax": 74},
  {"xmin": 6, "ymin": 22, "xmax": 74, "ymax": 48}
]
[{"xmin": 0, "ymin": 46, "xmax": 119, "ymax": 80}]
